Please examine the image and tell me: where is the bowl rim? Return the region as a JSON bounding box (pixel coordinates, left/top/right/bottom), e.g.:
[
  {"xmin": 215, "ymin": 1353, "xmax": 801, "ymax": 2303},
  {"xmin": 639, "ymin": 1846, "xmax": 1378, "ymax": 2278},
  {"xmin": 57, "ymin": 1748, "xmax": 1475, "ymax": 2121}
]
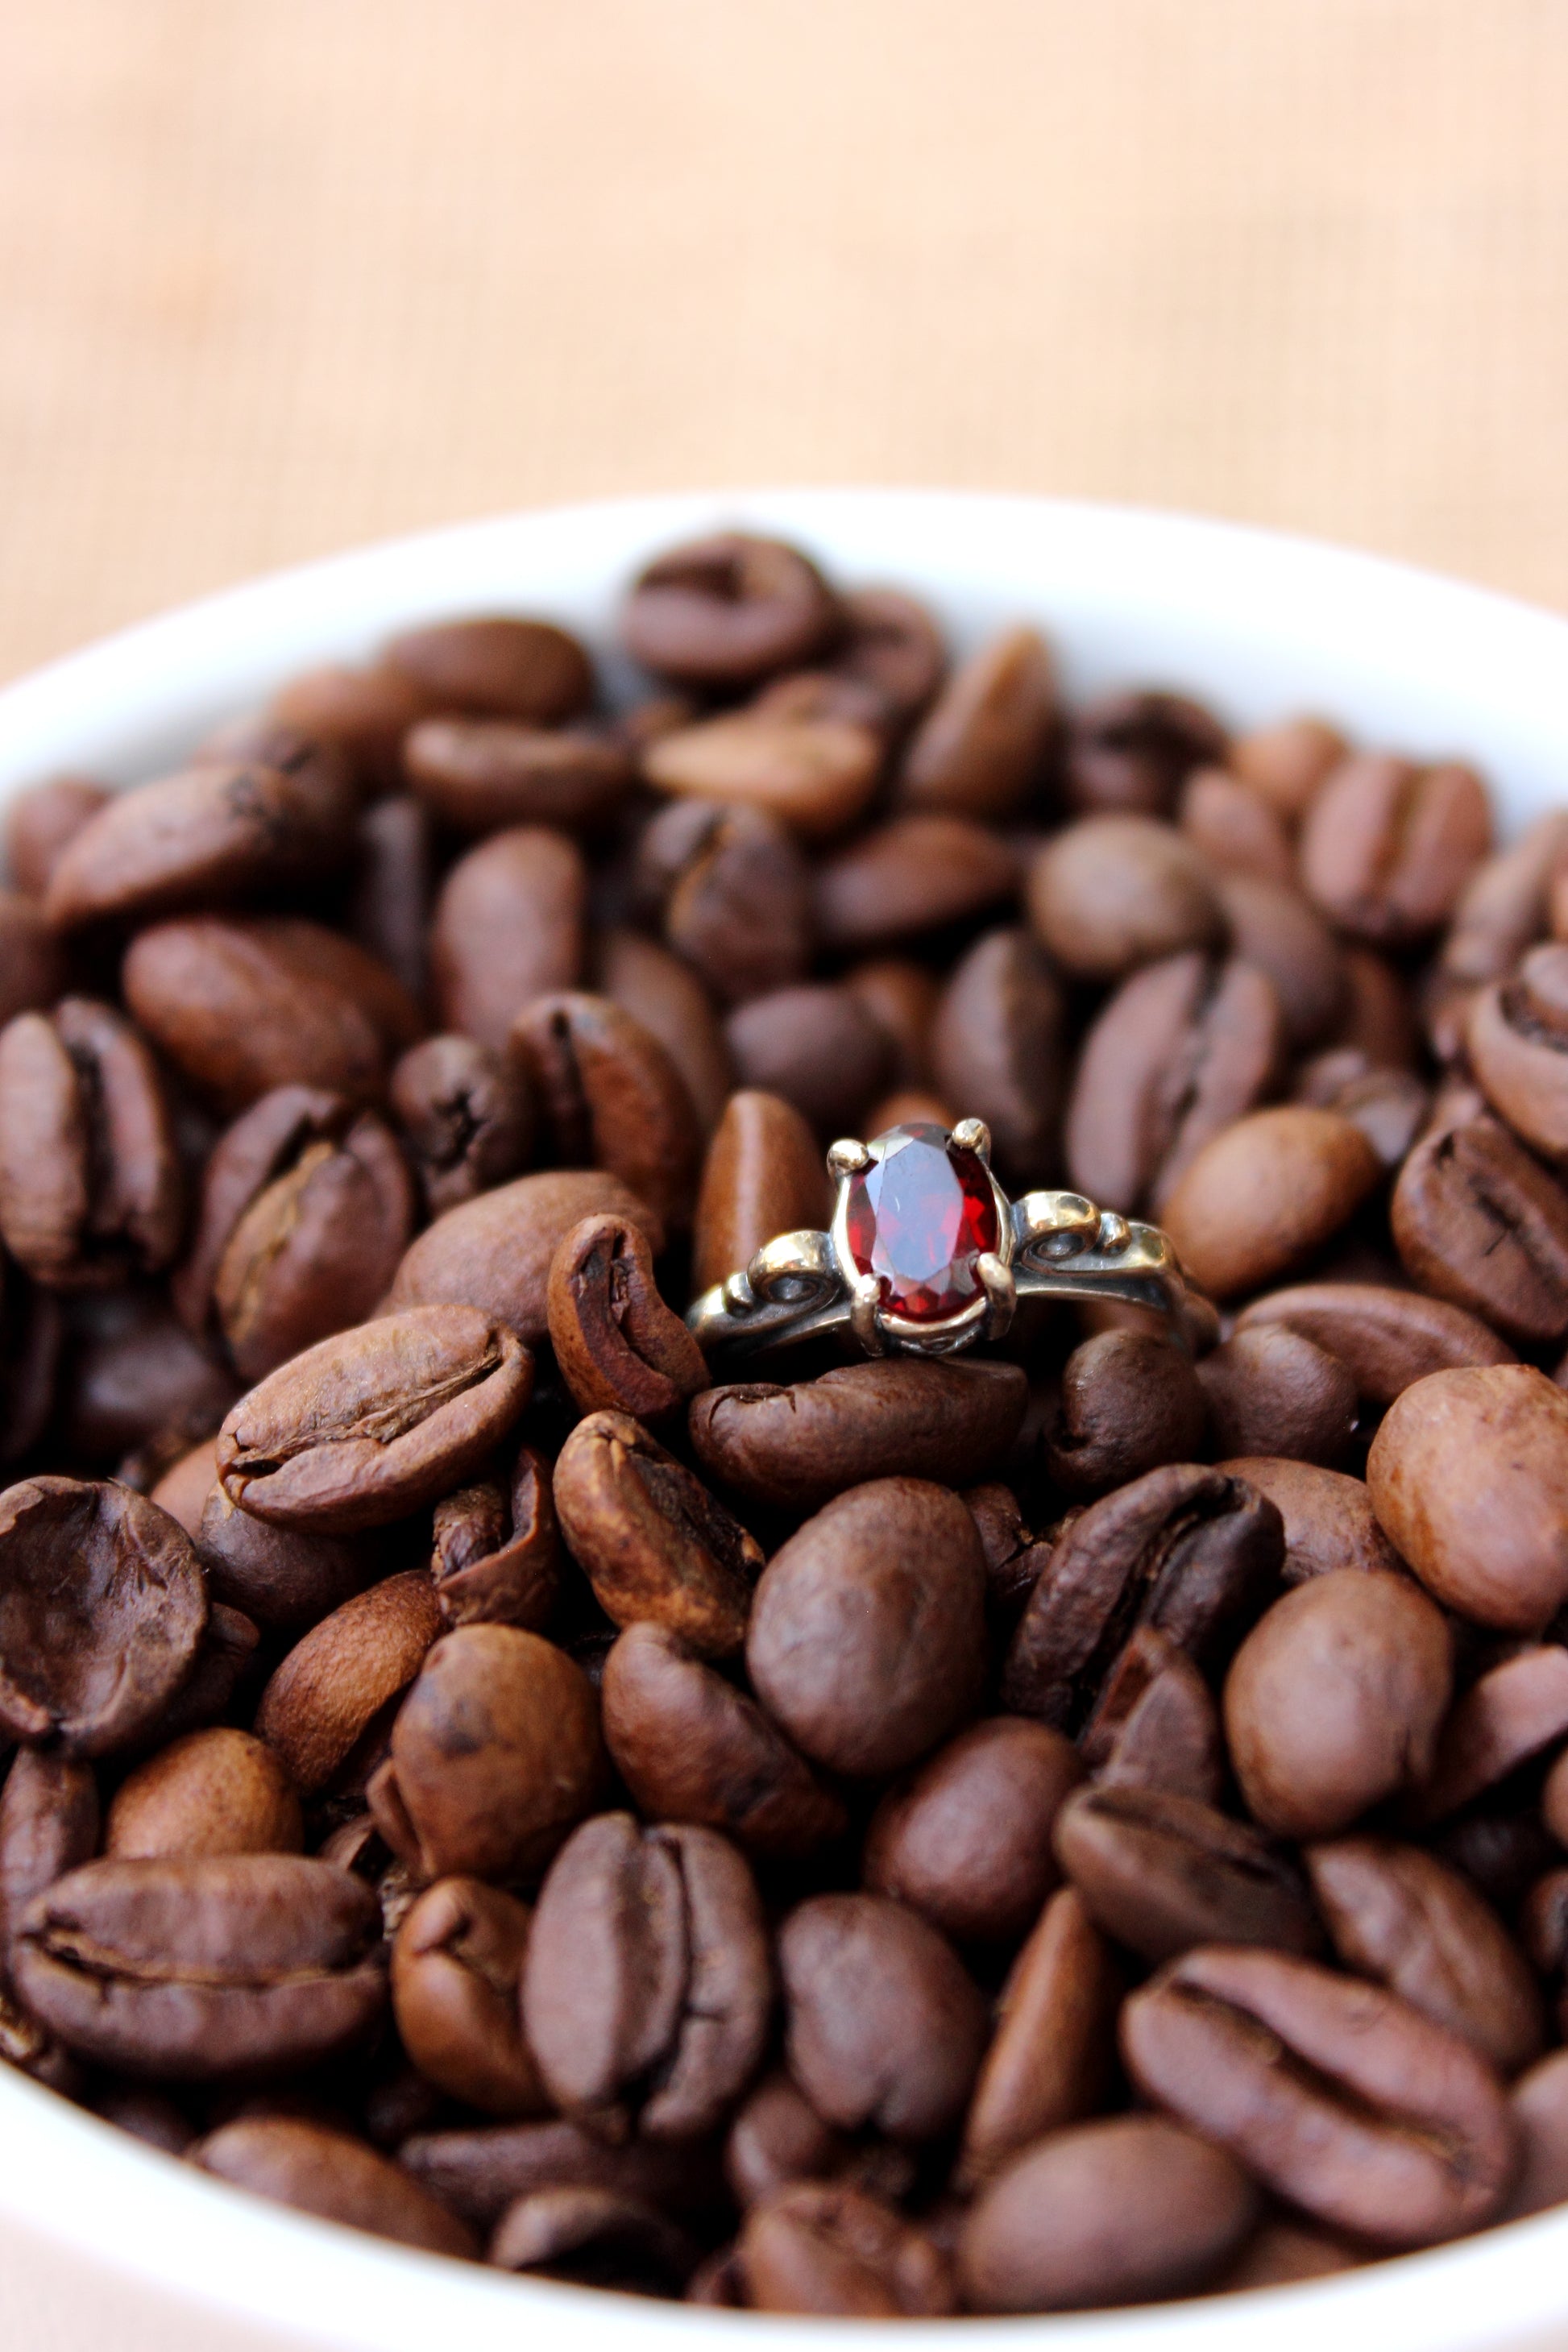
[{"xmin": 2, "ymin": 485, "xmax": 1568, "ymax": 2352}]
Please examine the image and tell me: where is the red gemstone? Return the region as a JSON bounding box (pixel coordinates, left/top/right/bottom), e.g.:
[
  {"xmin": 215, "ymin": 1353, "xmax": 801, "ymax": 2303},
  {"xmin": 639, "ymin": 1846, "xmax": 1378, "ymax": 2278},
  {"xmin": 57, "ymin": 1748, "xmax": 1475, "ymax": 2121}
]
[{"xmin": 843, "ymin": 1123, "xmax": 1000, "ymax": 1322}]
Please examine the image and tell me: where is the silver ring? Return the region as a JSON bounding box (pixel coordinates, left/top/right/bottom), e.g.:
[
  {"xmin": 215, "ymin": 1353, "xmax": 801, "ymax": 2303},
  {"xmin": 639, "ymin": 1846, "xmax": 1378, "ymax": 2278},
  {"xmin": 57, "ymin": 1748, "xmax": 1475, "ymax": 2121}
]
[{"xmin": 687, "ymin": 1118, "xmax": 1215, "ymax": 1364}]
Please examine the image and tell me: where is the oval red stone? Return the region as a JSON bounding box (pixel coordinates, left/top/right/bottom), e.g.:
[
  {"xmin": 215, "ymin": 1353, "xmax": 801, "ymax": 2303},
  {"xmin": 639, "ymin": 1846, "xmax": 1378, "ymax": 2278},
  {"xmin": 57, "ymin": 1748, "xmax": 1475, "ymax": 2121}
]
[{"xmin": 843, "ymin": 1122, "xmax": 1000, "ymax": 1322}]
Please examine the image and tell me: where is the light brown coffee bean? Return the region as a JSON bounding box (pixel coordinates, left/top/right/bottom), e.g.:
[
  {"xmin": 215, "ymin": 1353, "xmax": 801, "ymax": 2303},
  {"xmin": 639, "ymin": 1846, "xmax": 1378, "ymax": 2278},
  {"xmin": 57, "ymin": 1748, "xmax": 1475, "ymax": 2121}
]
[
  {"xmin": 5, "ymin": 776, "xmax": 114, "ymax": 899},
  {"xmin": 737, "ymin": 2181, "xmax": 954, "ymax": 2317},
  {"xmin": 1236, "ymin": 1280, "xmax": 1516, "ymax": 1404},
  {"xmin": 895, "ymin": 627, "xmax": 1053, "ymax": 822},
  {"xmin": 1213, "ymin": 869, "xmax": 1346, "ymax": 1051},
  {"xmin": 691, "ymin": 1088, "xmax": 831, "ymax": 1299},
  {"xmin": 1294, "ymin": 1047, "xmax": 1430, "ymax": 1168},
  {"xmin": 957, "ymin": 1888, "xmax": 1122, "ymax": 2186},
  {"xmin": 387, "ymin": 1167, "xmax": 662, "ymax": 1346},
  {"xmin": 815, "ymin": 816, "xmax": 1019, "ymax": 953},
  {"xmin": 1178, "ymin": 765, "xmax": 1293, "ymax": 882},
  {"xmin": 1300, "ymin": 753, "xmax": 1491, "ymax": 944},
  {"xmin": 1081, "ymin": 1627, "xmax": 1225, "ymax": 1802},
  {"xmin": 428, "ymin": 826, "xmax": 586, "ymax": 1050},
  {"xmin": 391, "ymin": 1877, "xmax": 547, "ymax": 2117},
  {"xmin": 1054, "ymin": 1782, "xmax": 1320, "ymax": 1963},
  {"xmin": 1392, "ymin": 1116, "xmax": 1568, "ymax": 1346},
  {"xmin": 548, "ymin": 1213, "xmax": 708, "ymax": 1423},
  {"xmin": 404, "ymin": 716, "xmax": 631, "ymax": 834},
  {"xmin": 195, "ymin": 2115, "xmax": 476, "ymax": 2255},
  {"xmin": 1161, "ymin": 1106, "xmax": 1382, "ymax": 1300},
  {"xmin": 254, "ymin": 1570, "xmax": 442, "ymax": 1797},
  {"xmin": 386, "ymin": 614, "xmax": 592, "ymax": 724},
  {"xmin": 1027, "ymin": 816, "xmax": 1222, "ymax": 982},
  {"xmin": 1229, "ymin": 714, "xmax": 1345, "ymax": 820},
  {"xmin": 928, "ymin": 927, "xmax": 1066, "ymax": 1187},
  {"xmin": 106, "ymin": 1729, "xmax": 302, "ymax": 1861},
  {"xmin": 1468, "ymin": 943, "xmax": 1568, "ymax": 1161},
  {"xmin": 645, "ymin": 711, "xmax": 883, "ymax": 841},
  {"xmin": 1414, "ymin": 1645, "xmax": 1568, "ymax": 1825}
]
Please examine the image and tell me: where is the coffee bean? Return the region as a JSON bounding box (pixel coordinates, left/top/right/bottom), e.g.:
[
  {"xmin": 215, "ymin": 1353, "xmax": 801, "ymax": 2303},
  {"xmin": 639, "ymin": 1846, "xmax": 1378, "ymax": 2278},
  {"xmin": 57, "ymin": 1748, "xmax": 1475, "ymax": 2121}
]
[
  {"xmin": 957, "ymin": 1888, "xmax": 1122, "ymax": 2187},
  {"xmin": 194, "ymin": 2115, "xmax": 476, "ymax": 2256},
  {"xmin": 691, "ymin": 1087, "xmax": 831, "ymax": 1299},
  {"xmin": 106, "ymin": 1729, "xmax": 301, "ymax": 1862},
  {"xmin": 1305, "ymin": 1837, "xmax": 1544, "ymax": 2075},
  {"xmin": 1229, "ymin": 714, "xmax": 1345, "ymax": 819},
  {"xmin": 1393, "ymin": 1116, "xmax": 1568, "ymax": 1346},
  {"xmin": 622, "ymin": 535, "xmax": 839, "ymax": 688},
  {"xmin": 390, "ymin": 1035, "xmax": 533, "ymax": 1217},
  {"xmin": 779, "ymin": 1891, "xmax": 988, "ymax": 2140},
  {"xmin": 0, "ymin": 890, "xmax": 66, "ymax": 1034},
  {"xmin": 1468, "ymin": 942, "xmax": 1568, "ymax": 1160},
  {"xmin": 1054, "ymin": 1782, "xmax": 1319, "ymax": 1963},
  {"xmin": 1044, "ymin": 1331, "xmax": 1206, "ymax": 1497},
  {"xmin": 391, "ymin": 1877, "xmax": 546, "ymax": 2118},
  {"xmin": 1236, "ymin": 1280, "xmax": 1516, "ymax": 1404},
  {"xmin": 600, "ymin": 1620, "xmax": 847, "ymax": 1860},
  {"xmin": 0, "ymin": 1749, "xmax": 99, "ymax": 1968},
  {"xmin": 1197, "ymin": 1325, "xmax": 1358, "ymax": 1466},
  {"xmin": 724, "ymin": 984, "xmax": 895, "ymax": 1137},
  {"xmin": 1414, "ymin": 1645, "xmax": 1568, "ymax": 1825},
  {"xmin": 1212, "ymin": 2217, "xmax": 1364, "ymax": 2292},
  {"xmin": 1161, "ymin": 1105, "xmax": 1382, "ymax": 1301},
  {"xmin": 815, "ymin": 815, "xmax": 1019, "ymax": 953},
  {"xmin": 524, "ymin": 1811, "xmax": 769, "ymax": 2139},
  {"xmin": 554, "ymin": 1410, "xmax": 762, "ymax": 1657},
  {"xmin": 404, "ymin": 716, "xmax": 631, "ymax": 834},
  {"xmin": 828, "ymin": 588, "xmax": 946, "ymax": 728},
  {"xmin": 645, "ymin": 710, "xmax": 883, "ymax": 842},
  {"xmin": 387, "ymin": 614, "xmax": 592, "ymax": 724},
  {"xmin": 388, "ymin": 1167, "xmax": 662, "ymax": 1346},
  {"xmin": 1080, "ymin": 1625, "xmax": 1225, "ymax": 1802},
  {"xmin": 400, "ymin": 2115, "xmax": 724, "ymax": 2234},
  {"xmin": 960, "ymin": 2115, "xmax": 1257, "ymax": 2313},
  {"xmin": 1223, "ymin": 1570, "xmax": 1452, "ymax": 1837},
  {"xmin": 1213, "ymin": 870, "xmax": 1346, "ymax": 1051},
  {"xmin": 349, "ymin": 794, "xmax": 431, "ymax": 1009},
  {"xmin": 1215, "ymin": 1456, "xmax": 1404, "ymax": 1582},
  {"xmin": 1367, "ymin": 1366, "xmax": 1568, "ymax": 1630},
  {"xmin": 267, "ymin": 663, "xmax": 430, "ymax": 792},
  {"xmin": 254, "ymin": 1570, "xmax": 442, "ymax": 1797},
  {"xmin": 1002, "ymin": 1463, "xmax": 1284, "ymax": 1732},
  {"xmin": 1179, "ymin": 765, "xmax": 1294, "ymax": 882},
  {"xmin": 690, "ymin": 1359, "xmax": 1025, "ymax": 1512},
  {"xmin": 896, "ymin": 627, "xmax": 1053, "ymax": 822},
  {"xmin": 196, "ymin": 1484, "xmax": 370, "ymax": 1633},
  {"xmin": 928, "ymin": 927, "xmax": 1066, "ymax": 1187},
  {"xmin": 217, "ymin": 1305, "xmax": 533, "ymax": 1533},
  {"xmin": 367, "ymin": 1624, "xmax": 604, "ymax": 1887},
  {"xmin": 1066, "ymin": 691, "xmax": 1230, "ymax": 821},
  {"xmin": 0, "ymin": 998, "xmax": 184, "ymax": 1290},
  {"xmin": 429, "ymin": 827, "xmax": 587, "ymax": 1050},
  {"xmin": 5, "ymin": 776, "xmax": 113, "ymax": 899},
  {"xmin": 1294, "ymin": 1047, "xmax": 1430, "ymax": 1167},
  {"xmin": 14, "ymin": 1853, "xmax": 386, "ymax": 2079},
  {"xmin": 1027, "ymin": 816, "xmax": 1222, "ymax": 982},
  {"xmin": 748, "ymin": 1479, "xmax": 986, "ymax": 1776},
  {"xmin": 864, "ymin": 1717, "xmax": 1081, "ymax": 1946},
  {"xmin": 594, "ymin": 926, "xmax": 734, "ymax": 1135},
  {"xmin": 633, "ymin": 799, "xmax": 813, "ymax": 1006},
  {"xmin": 736, "ymin": 2182, "xmax": 955, "ymax": 2317},
  {"xmin": 0, "ymin": 1476, "xmax": 206, "ymax": 1757},
  {"xmin": 490, "ymin": 2185, "xmax": 698, "ymax": 2292},
  {"xmin": 1122, "ymin": 1943, "xmax": 1515, "ymax": 2247},
  {"xmin": 512, "ymin": 991, "xmax": 703, "ymax": 1230},
  {"xmin": 431, "ymin": 1445, "xmax": 559, "ymax": 1631},
  {"xmin": 1300, "ymin": 754, "xmax": 1491, "ymax": 944}
]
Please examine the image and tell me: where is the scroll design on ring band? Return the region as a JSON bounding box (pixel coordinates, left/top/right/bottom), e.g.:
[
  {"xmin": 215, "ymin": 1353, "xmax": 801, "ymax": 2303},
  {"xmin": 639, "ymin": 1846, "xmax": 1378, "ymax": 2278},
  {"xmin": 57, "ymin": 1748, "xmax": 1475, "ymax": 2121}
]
[{"xmin": 687, "ymin": 1118, "xmax": 1212, "ymax": 1364}]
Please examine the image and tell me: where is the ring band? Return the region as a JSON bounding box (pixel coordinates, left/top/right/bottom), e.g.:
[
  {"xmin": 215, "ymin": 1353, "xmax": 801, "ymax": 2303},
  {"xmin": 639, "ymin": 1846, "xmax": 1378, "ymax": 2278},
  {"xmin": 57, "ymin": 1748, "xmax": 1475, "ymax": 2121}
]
[{"xmin": 687, "ymin": 1118, "xmax": 1215, "ymax": 1364}]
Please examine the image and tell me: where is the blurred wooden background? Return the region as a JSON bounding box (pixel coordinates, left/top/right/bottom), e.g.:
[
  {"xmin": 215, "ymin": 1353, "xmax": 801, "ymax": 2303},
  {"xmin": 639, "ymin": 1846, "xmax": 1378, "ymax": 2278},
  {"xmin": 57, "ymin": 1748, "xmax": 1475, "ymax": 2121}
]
[{"xmin": 1, "ymin": 0, "xmax": 1564, "ymax": 682}]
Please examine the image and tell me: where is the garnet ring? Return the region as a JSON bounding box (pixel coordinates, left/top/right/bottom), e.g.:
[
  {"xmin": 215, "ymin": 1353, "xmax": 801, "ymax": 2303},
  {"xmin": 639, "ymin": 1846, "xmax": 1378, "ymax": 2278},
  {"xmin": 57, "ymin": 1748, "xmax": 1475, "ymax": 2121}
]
[{"xmin": 686, "ymin": 1118, "xmax": 1213, "ymax": 1364}]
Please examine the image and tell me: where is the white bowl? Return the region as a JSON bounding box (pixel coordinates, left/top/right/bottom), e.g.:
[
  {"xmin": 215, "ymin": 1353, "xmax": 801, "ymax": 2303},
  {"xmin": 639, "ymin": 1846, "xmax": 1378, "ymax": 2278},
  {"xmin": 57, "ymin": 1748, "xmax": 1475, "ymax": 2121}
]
[{"xmin": 2, "ymin": 490, "xmax": 1567, "ymax": 2352}]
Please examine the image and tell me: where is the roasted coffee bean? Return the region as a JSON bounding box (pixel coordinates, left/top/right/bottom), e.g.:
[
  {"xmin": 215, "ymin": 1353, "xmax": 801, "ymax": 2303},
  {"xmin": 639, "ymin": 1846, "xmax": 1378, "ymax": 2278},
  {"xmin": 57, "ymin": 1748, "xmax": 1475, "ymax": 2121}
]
[
  {"xmin": 724, "ymin": 2069, "xmax": 890, "ymax": 2210},
  {"xmin": 370, "ymin": 1625, "xmax": 604, "ymax": 1883},
  {"xmin": 645, "ymin": 709, "xmax": 883, "ymax": 842},
  {"xmin": 1415, "ymin": 1646, "xmax": 1568, "ymax": 1825},
  {"xmin": 600, "ymin": 1621, "xmax": 847, "ymax": 1861},
  {"xmin": 960, "ymin": 2115, "xmax": 1257, "ymax": 2313},
  {"xmin": 0, "ymin": 890, "xmax": 65, "ymax": 1028},
  {"xmin": 13, "ymin": 1853, "xmax": 386, "ymax": 2079},
  {"xmin": 106, "ymin": 1729, "xmax": 301, "ymax": 1862},
  {"xmin": 1468, "ymin": 942, "xmax": 1568, "ymax": 1160},
  {"xmin": 265, "ymin": 662, "xmax": 429, "ymax": 792},
  {"xmin": 623, "ymin": 534, "xmax": 839, "ymax": 687},
  {"xmin": 524, "ymin": 1811, "xmax": 769, "ymax": 2139},
  {"xmin": 750, "ymin": 668, "xmax": 893, "ymax": 737},
  {"xmin": 724, "ymin": 982, "xmax": 894, "ymax": 1137},
  {"xmin": 554, "ymin": 1411, "xmax": 761, "ymax": 1657},
  {"xmin": 1300, "ymin": 753, "xmax": 1491, "ymax": 944},
  {"xmin": 594, "ymin": 926, "xmax": 734, "ymax": 1135},
  {"xmin": 1121, "ymin": 1944, "xmax": 1515, "ymax": 2247},
  {"xmin": 736, "ymin": 2182, "xmax": 954, "ymax": 2317},
  {"xmin": 431, "ymin": 1446, "xmax": 559, "ymax": 1631},
  {"xmin": 541, "ymin": 1221, "xmax": 704, "ymax": 1437},
  {"xmin": 399, "ymin": 2115, "xmax": 724, "ymax": 2233},
  {"xmin": 690, "ymin": 1359, "xmax": 1026, "ymax": 1512},
  {"xmin": 1294, "ymin": 1047, "xmax": 1429, "ymax": 1168},
  {"xmin": 1438, "ymin": 817, "xmax": 1568, "ymax": 1016},
  {"xmin": 5, "ymin": 776, "xmax": 113, "ymax": 899},
  {"xmin": 1392, "ymin": 1116, "xmax": 1568, "ymax": 1346},
  {"xmin": 1179, "ymin": 765, "xmax": 1293, "ymax": 882},
  {"xmin": 1367, "ymin": 1366, "xmax": 1568, "ymax": 1631},
  {"xmin": 1197, "ymin": 1325, "xmax": 1358, "ymax": 1467},
  {"xmin": 387, "ymin": 1168, "xmax": 662, "ymax": 1346},
  {"xmin": 194, "ymin": 2116, "xmax": 476, "ymax": 2256},
  {"xmin": 1027, "ymin": 816, "xmax": 1222, "ymax": 982},
  {"xmin": 1229, "ymin": 713, "xmax": 1345, "ymax": 820},
  {"xmin": 429, "ymin": 827, "xmax": 587, "ymax": 1050},
  {"xmin": 174, "ymin": 1085, "xmax": 414, "ymax": 1379},
  {"xmin": 123, "ymin": 915, "xmax": 421, "ymax": 1114},
  {"xmin": 391, "ymin": 1877, "xmax": 546, "ymax": 2117},
  {"xmin": 491, "ymin": 2185, "xmax": 698, "ymax": 2292},
  {"xmin": 0, "ymin": 1477, "xmax": 205, "ymax": 1757},
  {"xmin": 0, "ymin": 998, "xmax": 184, "ymax": 1289},
  {"xmin": 779, "ymin": 1891, "xmax": 987, "ymax": 2141},
  {"xmin": 255, "ymin": 1570, "xmax": 442, "ymax": 1797},
  {"xmin": 390, "ymin": 1035, "xmax": 533, "ymax": 1217},
  {"xmin": 144, "ymin": 1440, "xmax": 220, "ymax": 1540},
  {"xmin": 691, "ymin": 1088, "xmax": 831, "ymax": 1298},
  {"xmin": 1213, "ymin": 870, "xmax": 1346, "ymax": 1051},
  {"xmin": 349, "ymin": 794, "xmax": 431, "ymax": 1010},
  {"xmin": 511, "ymin": 990, "xmax": 702, "ymax": 1231},
  {"xmin": 1504, "ymin": 2049, "xmax": 1568, "ymax": 2218},
  {"xmin": 957, "ymin": 1888, "xmax": 1122, "ymax": 2185},
  {"xmin": 1044, "ymin": 1332, "xmax": 1206, "ymax": 1497},
  {"xmin": 58, "ymin": 1288, "xmax": 237, "ymax": 1469},
  {"xmin": 1064, "ymin": 691, "xmax": 1227, "ymax": 822},
  {"xmin": 216, "ymin": 1305, "xmax": 532, "ymax": 1533},
  {"xmin": 748, "ymin": 1479, "xmax": 986, "ymax": 1776},
  {"xmin": 197, "ymin": 1484, "xmax": 370, "ymax": 1632},
  {"xmin": 1161, "ymin": 1105, "xmax": 1382, "ymax": 1300},
  {"xmin": 1215, "ymin": 1457, "xmax": 1404, "ymax": 1582},
  {"xmin": 633, "ymin": 799, "xmax": 813, "ymax": 1006},
  {"xmin": 1224, "ymin": 1570, "xmax": 1451, "ymax": 1837},
  {"xmin": 44, "ymin": 757, "xmax": 355, "ymax": 931},
  {"xmin": 1002, "ymin": 1464, "xmax": 1284, "ymax": 1732},
  {"xmin": 1054, "ymin": 1782, "xmax": 1319, "ymax": 1963},
  {"xmin": 156, "ymin": 1603, "xmax": 261, "ymax": 1749},
  {"xmin": 828, "ymin": 587, "xmax": 946, "ymax": 727},
  {"xmin": 863, "ymin": 1717, "xmax": 1081, "ymax": 1946},
  {"xmin": 927, "ymin": 927, "xmax": 1065, "ymax": 1187},
  {"xmin": 1064, "ymin": 951, "xmax": 1284, "ymax": 1216},
  {"xmin": 842, "ymin": 956, "xmax": 940, "ymax": 1090},
  {"xmin": 1236, "ymin": 1280, "xmax": 1515, "ymax": 1404},
  {"xmin": 1079, "ymin": 1625, "xmax": 1225, "ymax": 1802},
  {"xmin": 895, "ymin": 627, "xmax": 1053, "ymax": 821},
  {"xmin": 1213, "ymin": 2217, "xmax": 1364, "ymax": 2292},
  {"xmin": 386, "ymin": 614, "xmax": 592, "ymax": 724},
  {"xmin": 0, "ymin": 1749, "xmax": 99, "ymax": 1965},
  {"xmin": 815, "ymin": 815, "xmax": 1018, "ymax": 953},
  {"xmin": 404, "ymin": 716, "xmax": 631, "ymax": 834},
  {"xmin": 1305, "ymin": 1837, "xmax": 1543, "ymax": 2075}
]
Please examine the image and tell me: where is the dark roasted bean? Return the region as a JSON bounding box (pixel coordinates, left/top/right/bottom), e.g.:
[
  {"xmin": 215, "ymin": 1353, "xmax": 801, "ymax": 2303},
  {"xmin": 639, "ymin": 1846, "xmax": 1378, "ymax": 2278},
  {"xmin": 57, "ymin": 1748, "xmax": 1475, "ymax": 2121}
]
[
  {"xmin": 390, "ymin": 1035, "xmax": 533, "ymax": 1217},
  {"xmin": 1054, "ymin": 1782, "xmax": 1320, "ymax": 1962},
  {"xmin": 1044, "ymin": 1333, "xmax": 1205, "ymax": 1498},
  {"xmin": 195, "ymin": 2116, "xmax": 475, "ymax": 2255},
  {"xmin": 387, "ymin": 1167, "xmax": 662, "ymax": 1345},
  {"xmin": 737, "ymin": 2181, "xmax": 955, "ymax": 2317},
  {"xmin": 430, "ymin": 1446, "xmax": 560, "ymax": 1631},
  {"xmin": 548, "ymin": 1212, "xmax": 709, "ymax": 1422},
  {"xmin": 391, "ymin": 1877, "xmax": 546, "ymax": 2117},
  {"xmin": 623, "ymin": 535, "xmax": 839, "ymax": 688},
  {"xmin": 429, "ymin": 827, "xmax": 586, "ymax": 1050},
  {"xmin": 1392, "ymin": 1116, "xmax": 1568, "ymax": 1346},
  {"xmin": 691, "ymin": 1088, "xmax": 831, "ymax": 1299},
  {"xmin": 633, "ymin": 799, "xmax": 813, "ymax": 1006},
  {"xmin": 512, "ymin": 990, "xmax": 702, "ymax": 1230},
  {"xmin": 1197, "ymin": 1325, "xmax": 1358, "ymax": 1467},
  {"xmin": 864, "ymin": 1717, "xmax": 1081, "ymax": 1946},
  {"xmin": 386, "ymin": 615, "xmax": 593, "ymax": 724}
]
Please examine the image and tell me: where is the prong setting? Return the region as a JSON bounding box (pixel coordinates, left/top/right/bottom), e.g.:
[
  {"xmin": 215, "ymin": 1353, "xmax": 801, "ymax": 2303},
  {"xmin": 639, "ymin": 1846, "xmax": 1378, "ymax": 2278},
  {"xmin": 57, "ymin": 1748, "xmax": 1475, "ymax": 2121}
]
[
  {"xmin": 848, "ymin": 1273, "xmax": 888, "ymax": 1354},
  {"xmin": 827, "ymin": 1137, "xmax": 872, "ymax": 1180},
  {"xmin": 951, "ymin": 1117, "xmax": 992, "ymax": 1166}
]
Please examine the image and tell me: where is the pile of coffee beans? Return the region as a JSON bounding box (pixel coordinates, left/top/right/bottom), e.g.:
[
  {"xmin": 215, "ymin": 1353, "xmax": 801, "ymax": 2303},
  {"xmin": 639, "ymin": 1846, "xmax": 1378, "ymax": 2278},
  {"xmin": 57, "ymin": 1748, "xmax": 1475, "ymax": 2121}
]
[{"xmin": 3, "ymin": 533, "xmax": 1568, "ymax": 2315}]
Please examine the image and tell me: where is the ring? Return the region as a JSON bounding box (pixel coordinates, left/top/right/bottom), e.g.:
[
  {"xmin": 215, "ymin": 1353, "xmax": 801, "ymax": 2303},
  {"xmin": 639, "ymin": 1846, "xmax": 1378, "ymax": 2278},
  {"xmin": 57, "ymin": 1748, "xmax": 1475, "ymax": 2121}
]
[{"xmin": 686, "ymin": 1118, "xmax": 1214, "ymax": 1364}]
